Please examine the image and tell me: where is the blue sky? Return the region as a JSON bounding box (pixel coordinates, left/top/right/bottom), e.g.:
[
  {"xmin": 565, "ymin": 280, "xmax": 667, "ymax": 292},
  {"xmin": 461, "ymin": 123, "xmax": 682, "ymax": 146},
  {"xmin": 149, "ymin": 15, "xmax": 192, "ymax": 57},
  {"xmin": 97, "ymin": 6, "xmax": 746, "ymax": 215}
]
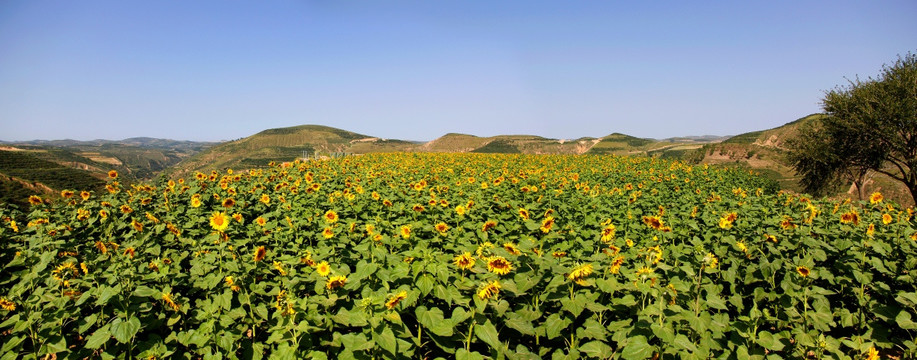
[{"xmin": 1, "ymin": 1, "xmax": 914, "ymax": 142}]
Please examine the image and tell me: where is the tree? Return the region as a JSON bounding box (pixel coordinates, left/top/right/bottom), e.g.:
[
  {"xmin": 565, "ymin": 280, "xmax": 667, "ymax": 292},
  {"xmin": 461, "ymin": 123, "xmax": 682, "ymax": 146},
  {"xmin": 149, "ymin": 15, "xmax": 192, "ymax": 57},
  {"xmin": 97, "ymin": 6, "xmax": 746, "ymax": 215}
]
[{"xmin": 788, "ymin": 52, "xmax": 917, "ymax": 204}]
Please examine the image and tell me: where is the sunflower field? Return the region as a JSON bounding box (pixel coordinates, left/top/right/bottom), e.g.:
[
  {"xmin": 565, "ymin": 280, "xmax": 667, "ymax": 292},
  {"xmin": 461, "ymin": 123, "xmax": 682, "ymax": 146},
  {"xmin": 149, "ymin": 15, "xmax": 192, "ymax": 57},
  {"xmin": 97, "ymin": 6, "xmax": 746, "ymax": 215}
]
[{"xmin": 1, "ymin": 153, "xmax": 916, "ymax": 359}]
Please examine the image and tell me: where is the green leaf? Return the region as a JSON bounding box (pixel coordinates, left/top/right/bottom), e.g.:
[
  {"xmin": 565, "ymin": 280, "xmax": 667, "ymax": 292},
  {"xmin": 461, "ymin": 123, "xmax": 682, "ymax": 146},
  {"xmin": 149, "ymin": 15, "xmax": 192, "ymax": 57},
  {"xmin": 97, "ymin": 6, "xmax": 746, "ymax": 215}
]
[
  {"xmin": 340, "ymin": 333, "xmax": 373, "ymax": 351},
  {"xmin": 474, "ymin": 320, "xmax": 502, "ymax": 352},
  {"xmin": 85, "ymin": 325, "xmax": 111, "ymax": 349},
  {"xmin": 756, "ymin": 331, "xmax": 785, "ymax": 351},
  {"xmin": 456, "ymin": 349, "xmax": 485, "ymax": 360},
  {"xmin": 372, "ymin": 326, "xmax": 397, "ymax": 355},
  {"xmin": 417, "ymin": 307, "xmax": 452, "ymax": 337},
  {"xmin": 504, "ymin": 313, "xmax": 535, "ymax": 336},
  {"xmin": 544, "ymin": 313, "xmax": 572, "ymax": 339},
  {"xmin": 896, "ymin": 310, "xmax": 917, "ymax": 329},
  {"xmin": 110, "ymin": 316, "xmax": 141, "ymax": 344},
  {"xmin": 705, "ymin": 293, "xmax": 728, "ymax": 310},
  {"xmin": 560, "ymin": 294, "xmax": 586, "ymax": 317},
  {"xmin": 579, "ymin": 340, "xmax": 612, "ymax": 358},
  {"xmin": 95, "ymin": 285, "xmax": 119, "ymax": 306},
  {"xmin": 133, "ymin": 285, "xmax": 158, "ymax": 298},
  {"xmin": 416, "ymin": 274, "xmax": 435, "ymax": 296},
  {"xmin": 621, "ymin": 336, "xmax": 654, "ymax": 360},
  {"xmin": 673, "ymin": 334, "xmax": 697, "ymax": 353}
]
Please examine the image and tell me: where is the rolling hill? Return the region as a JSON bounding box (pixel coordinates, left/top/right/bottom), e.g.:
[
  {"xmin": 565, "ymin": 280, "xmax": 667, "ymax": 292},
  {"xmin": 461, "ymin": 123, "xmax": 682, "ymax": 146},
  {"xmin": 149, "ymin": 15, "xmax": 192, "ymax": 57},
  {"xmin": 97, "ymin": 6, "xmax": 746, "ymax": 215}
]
[
  {"xmin": 0, "ymin": 138, "xmax": 213, "ymax": 208},
  {"xmin": 682, "ymin": 114, "xmax": 822, "ymax": 191},
  {"xmin": 168, "ymin": 125, "xmax": 725, "ymax": 175}
]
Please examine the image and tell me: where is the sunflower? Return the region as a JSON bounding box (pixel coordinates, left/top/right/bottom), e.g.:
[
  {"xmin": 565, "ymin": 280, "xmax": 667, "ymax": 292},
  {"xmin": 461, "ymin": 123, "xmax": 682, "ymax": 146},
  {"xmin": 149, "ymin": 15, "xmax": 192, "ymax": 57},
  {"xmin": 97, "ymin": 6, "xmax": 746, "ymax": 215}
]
[
  {"xmin": 99, "ymin": 210, "xmax": 109, "ymax": 219},
  {"xmin": 382, "ymin": 199, "xmax": 393, "ymax": 207},
  {"xmin": 866, "ymin": 223, "xmax": 875, "ymax": 237},
  {"xmin": 161, "ymin": 292, "xmax": 180, "ymax": 311},
  {"xmin": 108, "ymin": 170, "xmax": 118, "ymax": 179},
  {"xmin": 600, "ymin": 224, "xmax": 616, "ymax": 242},
  {"xmin": 315, "ymin": 261, "xmax": 331, "ymax": 276},
  {"xmin": 131, "ymin": 219, "xmax": 143, "ymax": 232},
  {"xmin": 518, "ymin": 208, "xmax": 530, "ymax": 220},
  {"xmin": 322, "ymin": 227, "xmax": 334, "ymax": 239},
  {"xmin": 736, "ymin": 241, "xmax": 748, "ymax": 253},
  {"xmin": 400, "ymin": 225, "xmax": 411, "ymax": 239},
  {"xmin": 254, "ymin": 246, "xmax": 266, "ymax": 262},
  {"xmin": 865, "ymin": 347, "xmax": 879, "ymax": 360},
  {"xmin": 412, "ymin": 204, "xmax": 425, "ymax": 212},
  {"xmin": 222, "ymin": 198, "xmax": 235, "ymax": 208},
  {"xmin": 326, "ymin": 275, "xmax": 347, "ymax": 290},
  {"xmin": 455, "ymin": 205, "xmax": 467, "ymax": 216},
  {"xmin": 453, "ymin": 253, "xmax": 476, "ymax": 270},
  {"xmin": 704, "ymin": 253, "xmax": 718, "ymax": 269},
  {"xmin": 190, "ymin": 197, "xmax": 202, "ymax": 208},
  {"xmin": 486, "ymin": 256, "xmax": 513, "ymax": 275},
  {"xmin": 718, "ymin": 212, "xmax": 737, "ymax": 229},
  {"xmin": 567, "ymin": 264, "xmax": 594, "ymax": 286},
  {"xmin": 781, "ymin": 216, "xmax": 796, "ymax": 230},
  {"xmin": 503, "ymin": 242, "xmax": 521, "ymax": 255},
  {"xmin": 476, "ymin": 280, "xmax": 501, "ymax": 300},
  {"xmin": 123, "ymin": 247, "xmax": 136, "ymax": 258},
  {"xmin": 540, "ymin": 217, "xmax": 555, "ymax": 233},
  {"xmin": 95, "ymin": 241, "xmax": 108, "ymax": 254},
  {"xmin": 273, "ymin": 261, "xmax": 287, "ymax": 276},
  {"xmin": 0, "ymin": 297, "xmax": 16, "ymax": 311},
  {"xmin": 385, "ymin": 290, "xmax": 408, "ymax": 309},
  {"xmin": 232, "ymin": 213, "xmax": 243, "ymax": 223},
  {"xmin": 324, "ymin": 210, "xmax": 339, "ymax": 223},
  {"xmin": 80, "ymin": 191, "xmax": 91, "ymax": 201},
  {"xmin": 609, "ymin": 256, "xmax": 625, "ymax": 274},
  {"xmin": 255, "ymin": 216, "xmax": 266, "ymax": 227},
  {"xmin": 840, "ymin": 210, "xmax": 860, "ymax": 225},
  {"xmin": 636, "ymin": 266, "xmax": 654, "ymax": 277},
  {"xmin": 260, "ymin": 194, "xmax": 270, "ymax": 205},
  {"xmin": 870, "ymin": 192, "xmax": 883, "ymax": 204},
  {"xmin": 552, "ymin": 251, "xmax": 567, "ymax": 258},
  {"xmin": 60, "ymin": 190, "xmax": 74, "ymax": 198},
  {"xmin": 796, "ymin": 266, "xmax": 810, "ymax": 277},
  {"xmin": 882, "ymin": 213, "xmax": 893, "ymax": 225},
  {"xmin": 763, "ymin": 234, "xmax": 778, "ymax": 243},
  {"xmin": 643, "ymin": 216, "xmax": 664, "ymax": 230},
  {"xmin": 210, "ymin": 211, "xmax": 230, "ymax": 232},
  {"xmin": 28, "ymin": 195, "xmax": 43, "ymax": 206},
  {"xmin": 434, "ymin": 222, "xmax": 449, "ymax": 234},
  {"xmin": 481, "ymin": 220, "xmax": 497, "ymax": 232}
]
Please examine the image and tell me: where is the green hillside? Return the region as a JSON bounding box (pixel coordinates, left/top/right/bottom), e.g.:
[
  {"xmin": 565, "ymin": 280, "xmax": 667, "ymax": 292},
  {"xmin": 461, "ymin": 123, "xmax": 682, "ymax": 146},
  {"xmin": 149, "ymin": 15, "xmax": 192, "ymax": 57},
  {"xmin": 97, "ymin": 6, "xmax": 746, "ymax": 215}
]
[{"xmin": 168, "ymin": 125, "xmax": 415, "ymax": 176}]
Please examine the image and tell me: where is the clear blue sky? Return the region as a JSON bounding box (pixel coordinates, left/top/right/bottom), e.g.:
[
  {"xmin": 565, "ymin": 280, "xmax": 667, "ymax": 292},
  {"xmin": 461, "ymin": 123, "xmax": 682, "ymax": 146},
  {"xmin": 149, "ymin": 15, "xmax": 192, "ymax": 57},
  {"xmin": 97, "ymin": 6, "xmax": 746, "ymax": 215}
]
[{"xmin": 1, "ymin": 1, "xmax": 915, "ymax": 142}]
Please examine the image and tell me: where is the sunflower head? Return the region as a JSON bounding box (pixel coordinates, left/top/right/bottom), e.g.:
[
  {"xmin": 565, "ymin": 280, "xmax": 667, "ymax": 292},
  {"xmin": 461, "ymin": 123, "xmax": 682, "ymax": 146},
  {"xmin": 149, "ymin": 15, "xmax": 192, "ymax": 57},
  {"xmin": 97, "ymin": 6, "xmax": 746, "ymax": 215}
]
[
  {"xmin": 254, "ymin": 246, "xmax": 266, "ymax": 262},
  {"xmin": 796, "ymin": 266, "xmax": 811, "ymax": 277},
  {"xmin": 385, "ymin": 290, "xmax": 408, "ymax": 309},
  {"xmin": 486, "ymin": 256, "xmax": 513, "ymax": 275},
  {"xmin": 453, "ymin": 252, "xmax": 476, "ymax": 270},
  {"xmin": 210, "ymin": 211, "xmax": 230, "ymax": 232},
  {"xmin": 326, "ymin": 275, "xmax": 347, "ymax": 290}
]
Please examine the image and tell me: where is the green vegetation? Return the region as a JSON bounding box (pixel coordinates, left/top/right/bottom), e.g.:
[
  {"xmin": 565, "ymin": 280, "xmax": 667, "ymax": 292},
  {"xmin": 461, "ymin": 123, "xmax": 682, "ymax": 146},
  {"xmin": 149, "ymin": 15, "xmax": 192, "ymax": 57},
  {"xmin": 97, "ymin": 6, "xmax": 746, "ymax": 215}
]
[
  {"xmin": 471, "ymin": 140, "xmax": 521, "ymax": 154},
  {"xmin": 0, "ymin": 150, "xmax": 105, "ymax": 205},
  {"xmin": 588, "ymin": 134, "xmax": 655, "ymax": 154},
  {"xmin": 788, "ymin": 53, "xmax": 917, "ymax": 204},
  {"xmin": 2, "ymin": 153, "xmax": 914, "ymax": 359}
]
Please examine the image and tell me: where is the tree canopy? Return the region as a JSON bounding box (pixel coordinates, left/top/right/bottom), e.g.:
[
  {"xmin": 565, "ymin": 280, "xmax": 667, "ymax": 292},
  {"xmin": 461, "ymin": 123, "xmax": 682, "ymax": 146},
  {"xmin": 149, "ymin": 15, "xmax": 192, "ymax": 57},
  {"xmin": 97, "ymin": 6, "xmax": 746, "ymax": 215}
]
[{"xmin": 788, "ymin": 52, "xmax": 917, "ymax": 203}]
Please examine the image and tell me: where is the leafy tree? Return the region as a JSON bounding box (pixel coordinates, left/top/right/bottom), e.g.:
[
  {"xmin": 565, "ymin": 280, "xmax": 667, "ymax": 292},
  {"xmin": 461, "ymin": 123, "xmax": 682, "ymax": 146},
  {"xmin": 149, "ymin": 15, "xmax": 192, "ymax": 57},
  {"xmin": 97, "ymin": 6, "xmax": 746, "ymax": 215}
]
[{"xmin": 788, "ymin": 52, "xmax": 917, "ymax": 203}]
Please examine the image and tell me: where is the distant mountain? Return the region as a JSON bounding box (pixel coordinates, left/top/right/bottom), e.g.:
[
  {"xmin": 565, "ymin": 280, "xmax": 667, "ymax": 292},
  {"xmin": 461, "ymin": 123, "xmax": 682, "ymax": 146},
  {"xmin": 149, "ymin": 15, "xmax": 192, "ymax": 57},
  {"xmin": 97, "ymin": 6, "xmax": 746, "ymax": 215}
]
[
  {"xmin": 166, "ymin": 125, "xmax": 416, "ymax": 176},
  {"xmin": 681, "ymin": 114, "xmax": 822, "ymax": 191},
  {"xmin": 0, "ymin": 137, "xmax": 215, "ymax": 207},
  {"xmin": 168, "ymin": 124, "xmax": 734, "ymax": 175}
]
